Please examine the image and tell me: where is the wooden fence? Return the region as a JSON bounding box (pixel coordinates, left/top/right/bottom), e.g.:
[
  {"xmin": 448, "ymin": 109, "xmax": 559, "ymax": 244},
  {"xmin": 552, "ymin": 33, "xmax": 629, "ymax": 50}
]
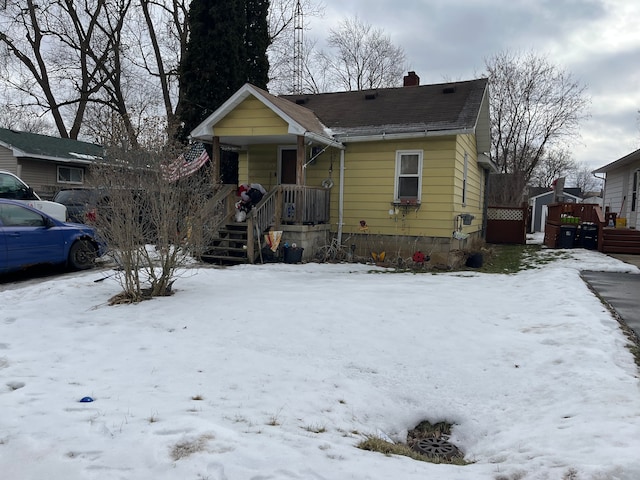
[{"xmin": 485, "ymin": 205, "xmax": 528, "ymax": 244}]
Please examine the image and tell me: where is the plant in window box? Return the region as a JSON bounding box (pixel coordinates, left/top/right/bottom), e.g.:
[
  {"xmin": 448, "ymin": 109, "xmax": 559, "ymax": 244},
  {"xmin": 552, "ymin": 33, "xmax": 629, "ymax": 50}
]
[{"xmin": 394, "ymin": 198, "xmax": 419, "ymax": 206}]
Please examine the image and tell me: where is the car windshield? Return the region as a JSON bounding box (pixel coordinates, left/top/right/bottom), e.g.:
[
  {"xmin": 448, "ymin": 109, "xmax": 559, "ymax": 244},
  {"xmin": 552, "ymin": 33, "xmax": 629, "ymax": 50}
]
[{"xmin": 54, "ymin": 190, "xmax": 95, "ymax": 205}]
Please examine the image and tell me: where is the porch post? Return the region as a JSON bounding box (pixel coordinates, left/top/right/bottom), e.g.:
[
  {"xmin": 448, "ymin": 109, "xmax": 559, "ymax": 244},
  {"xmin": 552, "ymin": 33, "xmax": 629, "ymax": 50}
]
[
  {"xmin": 296, "ymin": 135, "xmax": 305, "ymax": 185},
  {"xmin": 212, "ymin": 136, "xmax": 221, "ymax": 184}
]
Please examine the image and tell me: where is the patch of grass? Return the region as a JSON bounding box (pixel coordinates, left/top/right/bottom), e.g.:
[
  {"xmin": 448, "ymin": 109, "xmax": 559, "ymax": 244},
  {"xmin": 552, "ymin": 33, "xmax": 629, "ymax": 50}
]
[
  {"xmin": 563, "ymin": 468, "xmax": 579, "ymax": 480},
  {"xmin": 304, "ymin": 424, "xmax": 327, "ymax": 434},
  {"xmin": 170, "ymin": 434, "xmax": 213, "ymax": 461},
  {"xmin": 357, "ymin": 436, "xmax": 469, "ymax": 465},
  {"xmin": 410, "ymin": 420, "xmax": 453, "ymax": 437},
  {"xmin": 473, "ymin": 244, "xmax": 542, "ymax": 273},
  {"xmin": 266, "ymin": 414, "xmax": 281, "ymax": 426},
  {"xmin": 357, "ymin": 419, "xmax": 470, "ymax": 465}
]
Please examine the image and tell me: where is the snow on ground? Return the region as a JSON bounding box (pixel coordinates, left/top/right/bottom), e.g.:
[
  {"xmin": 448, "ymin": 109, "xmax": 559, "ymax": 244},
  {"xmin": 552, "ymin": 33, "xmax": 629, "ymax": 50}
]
[{"xmin": 1, "ymin": 247, "xmax": 639, "ymax": 480}]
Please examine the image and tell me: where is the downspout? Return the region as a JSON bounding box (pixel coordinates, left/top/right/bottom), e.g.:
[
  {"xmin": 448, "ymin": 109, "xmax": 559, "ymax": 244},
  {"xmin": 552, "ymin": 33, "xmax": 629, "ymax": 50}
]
[
  {"xmin": 337, "ymin": 149, "xmax": 345, "ymax": 244},
  {"xmin": 482, "ymin": 168, "xmax": 490, "ymax": 239}
]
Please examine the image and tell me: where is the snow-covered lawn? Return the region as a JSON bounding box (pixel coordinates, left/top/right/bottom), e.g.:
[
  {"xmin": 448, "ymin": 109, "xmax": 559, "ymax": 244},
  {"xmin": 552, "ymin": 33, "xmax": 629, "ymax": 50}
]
[{"xmin": 1, "ymin": 247, "xmax": 639, "ymax": 480}]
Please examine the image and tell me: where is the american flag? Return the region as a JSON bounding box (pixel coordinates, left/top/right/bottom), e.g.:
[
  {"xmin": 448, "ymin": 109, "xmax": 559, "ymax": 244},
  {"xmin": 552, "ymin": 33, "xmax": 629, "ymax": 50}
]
[{"xmin": 162, "ymin": 142, "xmax": 210, "ymax": 181}]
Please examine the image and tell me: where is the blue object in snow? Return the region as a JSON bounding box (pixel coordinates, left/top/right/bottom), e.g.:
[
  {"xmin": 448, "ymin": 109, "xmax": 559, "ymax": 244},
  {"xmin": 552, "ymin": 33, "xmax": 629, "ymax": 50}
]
[{"xmin": 79, "ymin": 396, "xmax": 94, "ymax": 403}]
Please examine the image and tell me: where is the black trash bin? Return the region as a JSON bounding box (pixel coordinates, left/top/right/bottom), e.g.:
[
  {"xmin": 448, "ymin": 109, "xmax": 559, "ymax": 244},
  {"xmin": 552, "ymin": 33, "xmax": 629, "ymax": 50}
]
[
  {"xmin": 559, "ymin": 225, "xmax": 577, "ymax": 248},
  {"xmin": 580, "ymin": 222, "xmax": 599, "ymax": 250},
  {"xmin": 283, "ymin": 246, "xmax": 304, "ymax": 263}
]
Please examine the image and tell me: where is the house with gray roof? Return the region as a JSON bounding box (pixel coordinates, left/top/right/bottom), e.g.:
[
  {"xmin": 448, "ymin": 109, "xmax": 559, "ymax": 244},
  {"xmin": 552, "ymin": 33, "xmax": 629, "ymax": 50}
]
[{"xmin": 190, "ymin": 73, "xmax": 497, "ymax": 264}]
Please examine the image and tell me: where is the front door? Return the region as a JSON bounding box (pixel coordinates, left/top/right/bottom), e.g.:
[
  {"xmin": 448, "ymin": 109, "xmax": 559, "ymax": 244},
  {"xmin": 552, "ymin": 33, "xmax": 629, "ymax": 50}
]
[{"xmin": 279, "ymin": 148, "xmax": 297, "ymax": 185}]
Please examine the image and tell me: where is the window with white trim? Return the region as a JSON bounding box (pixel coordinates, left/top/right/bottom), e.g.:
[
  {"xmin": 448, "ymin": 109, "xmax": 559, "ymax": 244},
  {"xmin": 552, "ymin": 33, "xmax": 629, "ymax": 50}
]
[
  {"xmin": 394, "ymin": 150, "xmax": 423, "ymax": 204},
  {"xmin": 57, "ymin": 166, "xmax": 84, "ymax": 184},
  {"xmin": 462, "ymin": 152, "xmax": 468, "ymax": 206}
]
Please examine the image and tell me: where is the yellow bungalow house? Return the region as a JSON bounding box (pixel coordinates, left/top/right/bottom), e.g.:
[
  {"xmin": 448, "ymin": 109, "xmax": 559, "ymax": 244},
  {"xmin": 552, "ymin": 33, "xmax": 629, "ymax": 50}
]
[{"xmin": 190, "ymin": 72, "xmax": 496, "ymax": 264}]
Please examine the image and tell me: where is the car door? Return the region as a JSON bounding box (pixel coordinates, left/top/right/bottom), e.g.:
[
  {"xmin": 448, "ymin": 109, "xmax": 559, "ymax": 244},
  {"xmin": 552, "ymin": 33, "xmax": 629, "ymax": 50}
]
[
  {"xmin": 0, "ymin": 203, "xmax": 65, "ymax": 269},
  {"xmin": 0, "ymin": 225, "xmax": 6, "ymax": 273}
]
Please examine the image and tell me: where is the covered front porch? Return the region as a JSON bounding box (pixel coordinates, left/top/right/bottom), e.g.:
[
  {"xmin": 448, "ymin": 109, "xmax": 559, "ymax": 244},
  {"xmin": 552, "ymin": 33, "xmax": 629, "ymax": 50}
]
[
  {"xmin": 199, "ymin": 183, "xmax": 332, "ymax": 264},
  {"xmin": 187, "ymin": 85, "xmax": 344, "ymax": 263}
]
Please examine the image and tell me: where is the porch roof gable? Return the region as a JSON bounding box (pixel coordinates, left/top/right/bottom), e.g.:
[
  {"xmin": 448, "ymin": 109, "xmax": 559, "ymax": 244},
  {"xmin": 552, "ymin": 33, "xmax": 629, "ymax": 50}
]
[{"xmin": 190, "ymin": 84, "xmax": 340, "ymax": 147}]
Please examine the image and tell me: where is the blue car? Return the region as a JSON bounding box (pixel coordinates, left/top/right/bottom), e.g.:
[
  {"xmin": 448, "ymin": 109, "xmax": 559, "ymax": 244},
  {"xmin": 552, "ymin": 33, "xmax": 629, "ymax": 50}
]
[{"xmin": 0, "ymin": 199, "xmax": 105, "ymax": 274}]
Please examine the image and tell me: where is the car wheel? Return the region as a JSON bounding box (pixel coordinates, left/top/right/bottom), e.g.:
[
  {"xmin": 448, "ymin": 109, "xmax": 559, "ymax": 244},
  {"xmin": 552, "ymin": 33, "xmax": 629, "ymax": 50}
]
[{"xmin": 68, "ymin": 239, "xmax": 98, "ymax": 270}]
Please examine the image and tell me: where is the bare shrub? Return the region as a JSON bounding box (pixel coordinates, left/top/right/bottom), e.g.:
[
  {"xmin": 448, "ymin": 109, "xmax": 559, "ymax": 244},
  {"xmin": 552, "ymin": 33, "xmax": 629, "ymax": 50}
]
[{"xmin": 89, "ymin": 144, "xmax": 222, "ymax": 303}]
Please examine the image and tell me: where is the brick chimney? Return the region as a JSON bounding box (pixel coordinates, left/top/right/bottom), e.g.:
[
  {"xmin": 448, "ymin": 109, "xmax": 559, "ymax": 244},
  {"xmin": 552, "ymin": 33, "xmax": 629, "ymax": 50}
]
[{"xmin": 403, "ymin": 71, "xmax": 420, "ymax": 87}]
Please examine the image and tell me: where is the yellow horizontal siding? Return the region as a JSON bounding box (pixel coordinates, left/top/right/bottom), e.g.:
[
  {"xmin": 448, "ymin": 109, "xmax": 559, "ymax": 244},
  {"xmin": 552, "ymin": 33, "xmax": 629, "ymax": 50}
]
[
  {"xmin": 234, "ymin": 127, "xmax": 484, "ymax": 239},
  {"xmin": 341, "ymin": 139, "xmax": 455, "ymax": 237},
  {"xmin": 215, "ymin": 98, "xmax": 289, "ymax": 136},
  {"xmin": 243, "ymin": 145, "xmax": 278, "ymax": 189}
]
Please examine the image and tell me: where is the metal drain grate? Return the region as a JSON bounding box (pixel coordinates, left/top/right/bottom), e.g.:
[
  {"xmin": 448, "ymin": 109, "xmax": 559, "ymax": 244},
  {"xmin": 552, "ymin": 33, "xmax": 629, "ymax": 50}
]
[{"xmin": 413, "ymin": 437, "xmax": 460, "ymax": 458}]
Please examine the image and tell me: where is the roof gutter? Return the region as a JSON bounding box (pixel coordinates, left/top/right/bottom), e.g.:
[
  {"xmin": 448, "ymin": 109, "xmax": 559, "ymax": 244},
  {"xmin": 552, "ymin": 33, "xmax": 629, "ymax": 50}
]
[
  {"xmin": 334, "ymin": 128, "xmax": 474, "ymax": 144},
  {"xmin": 304, "ymin": 131, "xmax": 345, "ymax": 149},
  {"xmin": 13, "ymin": 150, "xmax": 99, "ymax": 165}
]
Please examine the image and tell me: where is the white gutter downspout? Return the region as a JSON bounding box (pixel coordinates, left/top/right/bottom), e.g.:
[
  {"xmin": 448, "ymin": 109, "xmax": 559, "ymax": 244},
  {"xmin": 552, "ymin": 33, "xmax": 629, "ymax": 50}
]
[{"xmin": 337, "ymin": 149, "xmax": 345, "ymax": 244}]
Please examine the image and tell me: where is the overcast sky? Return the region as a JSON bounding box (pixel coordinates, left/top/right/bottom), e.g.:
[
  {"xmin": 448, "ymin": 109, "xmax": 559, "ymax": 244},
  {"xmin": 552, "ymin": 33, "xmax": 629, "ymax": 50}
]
[{"xmin": 309, "ymin": 0, "xmax": 640, "ymax": 171}]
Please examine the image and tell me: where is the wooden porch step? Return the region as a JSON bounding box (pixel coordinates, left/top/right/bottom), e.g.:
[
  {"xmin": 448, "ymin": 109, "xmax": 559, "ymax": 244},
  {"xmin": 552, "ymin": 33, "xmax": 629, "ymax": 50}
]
[
  {"xmin": 200, "ymin": 253, "xmax": 249, "ymax": 264},
  {"xmin": 601, "ymin": 227, "xmax": 640, "ymax": 254},
  {"xmin": 200, "ymin": 221, "xmax": 254, "ymax": 265}
]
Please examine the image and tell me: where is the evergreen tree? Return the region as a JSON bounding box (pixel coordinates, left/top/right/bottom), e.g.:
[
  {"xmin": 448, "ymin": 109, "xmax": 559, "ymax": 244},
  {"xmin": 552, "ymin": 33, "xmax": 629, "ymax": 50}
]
[
  {"xmin": 245, "ymin": 0, "xmax": 270, "ymax": 89},
  {"xmin": 176, "ymin": 0, "xmax": 270, "ymax": 143}
]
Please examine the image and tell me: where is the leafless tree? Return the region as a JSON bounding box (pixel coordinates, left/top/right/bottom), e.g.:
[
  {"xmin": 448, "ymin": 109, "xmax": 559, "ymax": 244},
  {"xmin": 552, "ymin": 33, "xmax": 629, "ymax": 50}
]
[
  {"xmin": 529, "ymin": 149, "xmax": 576, "ymax": 188},
  {"xmin": 0, "ymin": 0, "xmax": 150, "ymax": 147},
  {"xmin": 128, "ymin": 0, "xmax": 188, "ymax": 139},
  {"xmin": 267, "ymin": 0, "xmax": 325, "ymax": 94},
  {"xmin": 0, "ymin": 0, "xmax": 332, "ymax": 145},
  {"xmin": 571, "ymin": 163, "xmax": 603, "ymax": 194},
  {"xmin": 486, "ymin": 50, "xmax": 590, "ymax": 204},
  {"xmin": 317, "ymin": 16, "xmax": 406, "ymax": 91}
]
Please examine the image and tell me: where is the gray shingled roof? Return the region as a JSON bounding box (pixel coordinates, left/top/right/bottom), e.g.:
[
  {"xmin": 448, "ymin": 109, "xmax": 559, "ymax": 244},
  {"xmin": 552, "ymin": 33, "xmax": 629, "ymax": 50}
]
[
  {"xmin": 280, "ymin": 78, "xmax": 488, "ymax": 138},
  {"xmin": 0, "ymin": 127, "xmax": 104, "ymax": 162}
]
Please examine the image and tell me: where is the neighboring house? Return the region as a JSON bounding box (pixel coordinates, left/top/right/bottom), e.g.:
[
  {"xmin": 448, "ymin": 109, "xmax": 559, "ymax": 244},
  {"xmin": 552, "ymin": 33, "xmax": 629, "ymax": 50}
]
[
  {"xmin": 0, "ymin": 128, "xmax": 104, "ymax": 200},
  {"xmin": 593, "ymin": 148, "xmax": 640, "ymax": 229},
  {"xmin": 190, "ymin": 73, "xmax": 497, "ymax": 261},
  {"xmin": 528, "ymin": 187, "xmax": 582, "ymax": 233}
]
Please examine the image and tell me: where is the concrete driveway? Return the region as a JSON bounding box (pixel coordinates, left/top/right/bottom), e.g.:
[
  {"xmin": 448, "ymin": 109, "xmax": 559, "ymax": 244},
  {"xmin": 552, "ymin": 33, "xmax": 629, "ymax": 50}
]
[{"xmin": 581, "ymin": 254, "xmax": 640, "ymax": 340}]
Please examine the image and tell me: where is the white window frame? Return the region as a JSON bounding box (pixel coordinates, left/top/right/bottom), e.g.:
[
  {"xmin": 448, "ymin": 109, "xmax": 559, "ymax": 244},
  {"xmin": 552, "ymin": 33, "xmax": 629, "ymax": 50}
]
[
  {"xmin": 394, "ymin": 150, "xmax": 423, "ymax": 204},
  {"xmin": 57, "ymin": 165, "xmax": 84, "ymax": 185}
]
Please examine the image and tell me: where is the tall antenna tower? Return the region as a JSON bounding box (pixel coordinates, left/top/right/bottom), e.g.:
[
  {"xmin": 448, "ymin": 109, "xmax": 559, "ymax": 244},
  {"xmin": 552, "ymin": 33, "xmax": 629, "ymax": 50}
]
[{"xmin": 293, "ymin": 0, "xmax": 303, "ymax": 94}]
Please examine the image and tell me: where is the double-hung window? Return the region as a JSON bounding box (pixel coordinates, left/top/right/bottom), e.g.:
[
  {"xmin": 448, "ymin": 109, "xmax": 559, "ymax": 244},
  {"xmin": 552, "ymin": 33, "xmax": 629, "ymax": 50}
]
[
  {"xmin": 394, "ymin": 150, "xmax": 423, "ymax": 204},
  {"xmin": 57, "ymin": 166, "xmax": 84, "ymax": 185}
]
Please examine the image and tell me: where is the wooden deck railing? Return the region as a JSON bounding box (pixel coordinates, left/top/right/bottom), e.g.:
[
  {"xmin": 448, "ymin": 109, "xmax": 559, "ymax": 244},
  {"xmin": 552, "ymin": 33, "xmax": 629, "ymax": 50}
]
[
  {"xmin": 546, "ymin": 202, "xmax": 604, "ymax": 226},
  {"xmin": 280, "ymin": 185, "xmax": 330, "ymax": 224},
  {"xmin": 239, "ymin": 185, "xmax": 330, "ymax": 260},
  {"xmin": 544, "ymin": 202, "xmax": 606, "ymax": 250}
]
